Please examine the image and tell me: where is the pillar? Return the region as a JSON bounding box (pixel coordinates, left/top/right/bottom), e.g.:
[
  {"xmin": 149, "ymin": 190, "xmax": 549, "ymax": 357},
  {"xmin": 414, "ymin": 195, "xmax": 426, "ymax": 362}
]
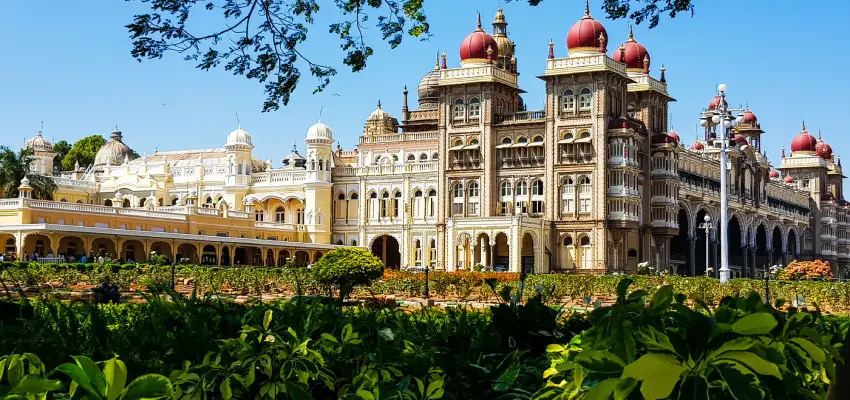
[
  {"xmin": 15, "ymin": 232, "xmax": 24, "ymax": 259},
  {"xmin": 478, "ymin": 236, "xmax": 484, "ymax": 267},
  {"xmin": 381, "ymin": 237, "xmax": 387, "ymax": 265},
  {"xmin": 750, "ymin": 246, "xmax": 757, "ymax": 277},
  {"xmin": 741, "ymin": 246, "xmax": 749, "ymax": 279},
  {"xmin": 261, "ymin": 248, "xmax": 268, "ymax": 267},
  {"xmin": 688, "ymin": 237, "xmax": 696, "ymax": 276},
  {"xmin": 710, "ymin": 240, "xmax": 718, "ymax": 278},
  {"xmin": 490, "ymin": 241, "xmax": 496, "ymax": 269}
]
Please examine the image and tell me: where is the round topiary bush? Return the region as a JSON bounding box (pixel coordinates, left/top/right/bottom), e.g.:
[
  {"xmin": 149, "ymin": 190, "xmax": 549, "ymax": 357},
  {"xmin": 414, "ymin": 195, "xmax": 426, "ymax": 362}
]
[{"xmin": 312, "ymin": 247, "xmax": 384, "ymax": 301}]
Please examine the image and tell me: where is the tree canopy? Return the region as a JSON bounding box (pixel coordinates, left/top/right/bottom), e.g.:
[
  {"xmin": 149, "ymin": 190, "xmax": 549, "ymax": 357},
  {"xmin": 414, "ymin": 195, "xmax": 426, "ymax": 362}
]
[
  {"xmin": 126, "ymin": 0, "xmax": 693, "ymax": 112},
  {"xmin": 52, "ymin": 140, "xmax": 71, "ymax": 172},
  {"xmin": 62, "ymin": 135, "xmax": 106, "ymax": 171},
  {"xmin": 0, "ymin": 147, "xmax": 57, "ymax": 200}
]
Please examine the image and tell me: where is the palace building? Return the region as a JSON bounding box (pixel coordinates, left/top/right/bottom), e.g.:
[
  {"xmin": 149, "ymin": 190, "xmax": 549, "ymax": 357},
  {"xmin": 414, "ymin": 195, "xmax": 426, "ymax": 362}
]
[{"xmin": 1, "ymin": 5, "xmax": 846, "ymax": 277}]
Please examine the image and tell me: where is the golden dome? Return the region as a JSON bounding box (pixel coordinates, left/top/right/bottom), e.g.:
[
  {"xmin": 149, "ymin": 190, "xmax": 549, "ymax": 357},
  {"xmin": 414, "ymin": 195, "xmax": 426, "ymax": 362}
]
[{"xmin": 492, "ymin": 8, "xmax": 514, "ymax": 64}]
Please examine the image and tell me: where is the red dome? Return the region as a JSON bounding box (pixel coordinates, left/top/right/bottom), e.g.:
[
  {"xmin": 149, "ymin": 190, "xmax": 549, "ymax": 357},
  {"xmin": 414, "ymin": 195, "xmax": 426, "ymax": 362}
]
[
  {"xmin": 742, "ymin": 109, "xmax": 757, "ymax": 123},
  {"xmin": 790, "ymin": 123, "xmax": 817, "ymax": 153},
  {"xmin": 816, "ymin": 136, "xmax": 833, "ymax": 159},
  {"xmin": 668, "ymin": 130, "xmax": 679, "ymax": 143},
  {"xmin": 783, "ymin": 175, "xmax": 794, "ymax": 183},
  {"xmin": 708, "ymin": 95, "xmax": 727, "ymax": 111},
  {"xmin": 769, "ymin": 170, "xmax": 779, "ymax": 178},
  {"xmin": 459, "ymin": 14, "xmax": 499, "ymax": 64},
  {"xmin": 690, "ymin": 141, "xmax": 704, "ymax": 151},
  {"xmin": 612, "ymin": 26, "xmax": 649, "ymax": 72},
  {"xmin": 567, "ymin": 5, "xmax": 607, "ymax": 55}
]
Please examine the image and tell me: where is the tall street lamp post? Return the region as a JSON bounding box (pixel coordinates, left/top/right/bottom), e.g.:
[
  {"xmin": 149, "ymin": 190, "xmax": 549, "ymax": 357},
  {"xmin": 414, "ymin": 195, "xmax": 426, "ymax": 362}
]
[
  {"xmin": 699, "ymin": 84, "xmax": 744, "ymax": 283},
  {"xmin": 698, "ymin": 215, "xmax": 713, "ymax": 277}
]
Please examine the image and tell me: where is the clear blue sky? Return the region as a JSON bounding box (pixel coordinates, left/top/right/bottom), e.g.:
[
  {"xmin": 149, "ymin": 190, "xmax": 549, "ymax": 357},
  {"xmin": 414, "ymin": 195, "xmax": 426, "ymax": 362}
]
[{"xmin": 1, "ymin": 1, "xmax": 847, "ymax": 168}]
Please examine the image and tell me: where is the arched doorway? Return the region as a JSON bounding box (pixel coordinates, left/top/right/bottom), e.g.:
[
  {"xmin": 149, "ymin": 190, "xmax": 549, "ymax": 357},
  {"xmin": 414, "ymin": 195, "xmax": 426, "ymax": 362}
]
[
  {"xmin": 728, "ymin": 217, "xmax": 743, "ymax": 269},
  {"xmin": 104, "ymin": 199, "xmax": 113, "ymax": 207},
  {"xmin": 91, "ymin": 238, "xmax": 116, "ymax": 258},
  {"xmin": 266, "ymin": 249, "xmax": 274, "ymax": 267},
  {"xmin": 220, "ymin": 246, "xmax": 231, "ymax": 266},
  {"xmin": 59, "ymin": 236, "xmax": 84, "ymax": 258},
  {"xmin": 787, "ymin": 230, "xmax": 798, "ymax": 260},
  {"xmin": 670, "ymin": 208, "xmax": 690, "ymax": 275},
  {"xmin": 177, "ymin": 243, "xmax": 198, "ymax": 264},
  {"xmin": 473, "ymin": 233, "xmax": 491, "ymax": 268},
  {"xmin": 24, "ymin": 234, "xmax": 51, "ymax": 257},
  {"xmin": 694, "ymin": 209, "xmax": 710, "ymax": 275},
  {"xmin": 150, "ymin": 242, "xmax": 173, "ymax": 264},
  {"xmin": 755, "ymin": 224, "xmax": 767, "ymax": 277},
  {"xmin": 121, "ymin": 240, "xmax": 145, "ymax": 262},
  {"xmin": 560, "ymin": 235, "xmax": 576, "ymax": 270},
  {"xmin": 201, "ymin": 245, "xmax": 217, "ymax": 265},
  {"xmin": 122, "ymin": 199, "xmax": 130, "ymax": 208},
  {"xmin": 371, "ymin": 235, "xmax": 400, "ymax": 269},
  {"xmin": 494, "ymin": 233, "xmax": 510, "ymax": 271},
  {"xmin": 521, "ymin": 232, "xmax": 535, "ymax": 273},
  {"xmin": 294, "ymin": 250, "xmax": 309, "ymax": 267},
  {"xmin": 4, "ymin": 237, "xmax": 15, "ymax": 255},
  {"xmin": 771, "ymin": 226, "xmax": 783, "ymax": 266},
  {"xmin": 278, "ymin": 250, "xmax": 290, "ymax": 266}
]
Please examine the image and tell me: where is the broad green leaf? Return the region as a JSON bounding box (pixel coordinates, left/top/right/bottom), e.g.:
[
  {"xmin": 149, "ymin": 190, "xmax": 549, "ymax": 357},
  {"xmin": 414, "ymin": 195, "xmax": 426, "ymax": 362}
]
[
  {"xmin": 378, "ymin": 328, "xmax": 395, "ymax": 342},
  {"xmin": 715, "ymin": 362, "xmax": 765, "ymax": 400},
  {"xmin": 426, "ymin": 379, "xmax": 444, "ymax": 397},
  {"xmin": 711, "ymin": 337, "xmax": 758, "ymax": 358},
  {"xmin": 396, "ymin": 375, "xmax": 411, "ymax": 391},
  {"xmin": 637, "ymin": 327, "xmax": 676, "ymax": 354},
  {"xmin": 285, "ymin": 381, "xmax": 313, "ymax": 400},
  {"xmin": 219, "ymin": 377, "xmax": 232, "ymax": 400},
  {"xmin": 613, "ymin": 377, "xmax": 637, "ymax": 400},
  {"xmin": 584, "ymin": 378, "xmax": 618, "ymax": 400},
  {"xmin": 493, "ymin": 362, "xmax": 520, "ymax": 392},
  {"xmin": 616, "ymin": 278, "xmax": 633, "ymax": 300},
  {"xmin": 626, "ymin": 290, "xmax": 648, "ymax": 302},
  {"xmin": 789, "ymin": 338, "xmax": 826, "ymax": 363},
  {"xmin": 576, "ymin": 351, "xmax": 626, "ymax": 374},
  {"xmin": 320, "ymin": 333, "xmax": 338, "ymax": 344},
  {"xmin": 716, "ymin": 351, "xmax": 781, "ymax": 378},
  {"xmin": 54, "ymin": 363, "xmax": 98, "ymax": 399},
  {"xmin": 621, "ymin": 353, "xmax": 684, "ymax": 400},
  {"xmin": 649, "ymin": 285, "xmax": 673, "ymax": 313},
  {"xmin": 120, "ymin": 374, "xmax": 172, "ymax": 400},
  {"xmin": 357, "ymin": 389, "xmax": 376, "ymax": 400},
  {"xmin": 546, "ymin": 344, "xmax": 565, "ymax": 353},
  {"xmin": 73, "ymin": 355, "xmax": 107, "ymax": 398},
  {"xmin": 10, "ymin": 374, "xmax": 63, "ymax": 394},
  {"xmin": 103, "ymin": 359, "xmax": 128, "ymax": 400},
  {"xmin": 731, "ymin": 313, "xmax": 777, "ymax": 336},
  {"xmin": 262, "ymin": 310, "xmax": 273, "ymax": 331}
]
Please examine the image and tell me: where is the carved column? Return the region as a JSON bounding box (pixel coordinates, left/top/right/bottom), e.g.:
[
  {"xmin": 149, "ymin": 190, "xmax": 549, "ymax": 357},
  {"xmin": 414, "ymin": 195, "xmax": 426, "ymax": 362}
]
[
  {"xmin": 750, "ymin": 245, "xmax": 757, "ymax": 278},
  {"xmin": 741, "ymin": 246, "xmax": 749, "ymax": 279},
  {"xmin": 710, "ymin": 240, "xmax": 718, "ymax": 278}
]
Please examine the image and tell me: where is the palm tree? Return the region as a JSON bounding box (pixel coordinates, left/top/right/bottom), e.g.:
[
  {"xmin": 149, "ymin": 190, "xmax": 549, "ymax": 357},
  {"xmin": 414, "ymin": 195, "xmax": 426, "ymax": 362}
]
[{"xmin": 0, "ymin": 146, "xmax": 56, "ymax": 200}]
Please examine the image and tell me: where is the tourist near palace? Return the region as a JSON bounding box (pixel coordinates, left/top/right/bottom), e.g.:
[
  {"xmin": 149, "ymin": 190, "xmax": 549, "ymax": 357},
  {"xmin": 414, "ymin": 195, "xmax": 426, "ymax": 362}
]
[{"xmin": 1, "ymin": 5, "xmax": 846, "ymax": 278}]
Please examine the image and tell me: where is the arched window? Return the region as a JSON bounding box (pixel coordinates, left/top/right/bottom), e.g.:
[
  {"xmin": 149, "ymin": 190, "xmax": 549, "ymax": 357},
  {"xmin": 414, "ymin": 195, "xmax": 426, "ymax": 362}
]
[
  {"xmin": 393, "ymin": 191, "xmax": 402, "ymax": 217},
  {"xmin": 531, "ymin": 179, "xmax": 544, "ymax": 214},
  {"xmin": 467, "ymin": 181, "xmax": 480, "ymax": 216},
  {"xmin": 350, "ymin": 192, "xmax": 359, "ymax": 200},
  {"xmin": 413, "ymin": 189, "xmax": 423, "ymax": 218},
  {"xmin": 275, "ymin": 206, "xmax": 285, "ymax": 223},
  {"xmin": 500, "ymin": 181, "xmax": 512, "ymax": 196},
  {"xmin": 429, "ymin": 239, "xmax": 437, "ymax": 266},
  {"xmin": 578, "ymin": 176, "xmax": 592, "ymax": 213},
  {"xmin": 414, "ymin": 189, "xmax": 423, "ymax": 197},
  {"xmin": 171, "ymin": 197, "xmax": 179, "ymax": 206},
  {"xmin": 467, "ymin": 181, "xmax": 479, "ymax": 197},
  {"xmin": 561, "ymin": 177, "xmax": 575, "ymax": 214},
  {"xmin": 414, "ymin": 239, "xmax": 422, "ymax": 264},
  {"xmin": 254, "ymin": 208, "xmax": 264, "ymax": 222},
  {"xmin": 419, "ymin": 153, "xmax": 428, "ymax": 162},
  {"xmin": 532, "ymin": 180, "xmax": 544, "ymax": 196},
  {"xmin": 468, "ymin": 98, "xmax": 481, "ymax": 118},
  {"xmin": 432, "ymin": 153, "xmax": 439, "ymax": 161},
  {"xmin": 427, "ymin": 189, "xmax": 437, "ymax": 217},
  {"xmin": 563, "ymin": 236, "xmax": 573, "ymax": 246},
  {"xmin": 407, "ymin": 154, "xmax": 416, "ymax": 162},
  {"xmin": 562, "ymin": 89, "xmax": 575, "ymax": 111},
  {"xmin": 580, "ymin": 236, "xmax": 591, "ymax": 246},
  {"xmin": 579, "ymin": 88, "xmax": 592, "ymax": 110},
  {"xmin": 381, "ymin": 191, "xmax": 390, "ymax": 218},
  {"xmin": 516, "ymin": 181, "xmax": 528, "ymax": 196},
  {"xmin": 469, "ymin": 138, "xmax": 479, "ymax": 146},
  {"xmin": 452, "ymin": 182, "xmax": 465, "ymax": 216},
  {"xmin": 204, "ymin": 196, "xmax": 213, "ymax": 208},
  {"xmin": 453, "ymin": 99, "xmax": 465, "ymax": 120}
]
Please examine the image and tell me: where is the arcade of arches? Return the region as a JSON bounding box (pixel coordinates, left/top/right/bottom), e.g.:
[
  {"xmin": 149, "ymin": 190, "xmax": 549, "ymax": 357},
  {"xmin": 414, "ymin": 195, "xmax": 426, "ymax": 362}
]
[
  {"xmin": 668, "ymin": 206, "xmax": 801, "ymax": 278},
  {"xmin": 0, "ymin": 231, "xmax": 327, "ymax": 268}
]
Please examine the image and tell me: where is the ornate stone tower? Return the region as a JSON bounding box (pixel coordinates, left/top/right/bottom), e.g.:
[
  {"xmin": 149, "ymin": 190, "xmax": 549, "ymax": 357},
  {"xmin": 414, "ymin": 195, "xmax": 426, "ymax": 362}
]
[
  {"xmin": 304, "ymin": 121, "xmax": 334, "ymax": 243},
  {"xmin": 24, "ymin": 131, "xmax": 57, "ymax": 175}
]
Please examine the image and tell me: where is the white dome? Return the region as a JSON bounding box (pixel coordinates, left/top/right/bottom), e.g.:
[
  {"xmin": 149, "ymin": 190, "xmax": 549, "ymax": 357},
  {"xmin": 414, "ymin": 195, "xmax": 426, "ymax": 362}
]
[
  {"xmin": 94, "ymin": 129, "xmax": 135, "ymax": 167},
  {"xmin": 307, "ymin": 121, "xmax": 333, "ymax": 140},
  {"xmin": 24, "ymin": 131, "xmax": 54, "ymax": 153},
  {"xmin": 226, "ymin": 127, "xmax": 253, "ymax": 146}
]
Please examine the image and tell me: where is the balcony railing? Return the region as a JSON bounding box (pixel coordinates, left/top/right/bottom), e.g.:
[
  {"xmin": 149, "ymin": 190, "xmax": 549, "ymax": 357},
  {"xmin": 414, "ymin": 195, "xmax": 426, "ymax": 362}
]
[{"xmin": 495, "ymin": 110, "xmax": 545, "ymax": 124}]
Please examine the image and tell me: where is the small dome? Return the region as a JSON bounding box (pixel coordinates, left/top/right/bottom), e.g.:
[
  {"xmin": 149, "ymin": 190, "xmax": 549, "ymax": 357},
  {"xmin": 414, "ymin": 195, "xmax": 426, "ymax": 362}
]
[
  {"xmin": 790, "ymin": 123, "xmax": 817, "ymax": 154},
  {"xmin": 567, "ymin": 3, "xmax": 607, "ymax": 55},
  {"xmin": 734, "ymin": 134, "xmax": 747, "ymax": 145},
  {"xmin": 25, "ymin": 131, "xmax": 55, "ymax": 153},
  {"xmin": 816, "ymin": 134, "xmax": 833, "ymax": 159},
  {"xmin": 668, "ymin": 130, "xmax": 680, "ymax": 143},
  {"xmin": 690, "ymin": 141, "xmax": 705, "ymax": 151},
  {"xmin": 784, "ymin": 175, "xmax": 795, "ymax": 183},
  {"xmin": 282, "ymin": 144, "xmax": 306, "ymax": 168},
  {"xmin": 459, "ymin": 14, "xmax": 499, "ymax": 65},
  {"xmin": 417, "ymin": 67, "xmax": 441, "ymax": 107},
  {"xmin": 367, "ymin": 100, "xmax": 395, "ymax": 122},
  {"xmin": 307, "ymin": 121, "xmax": 333, "ymax": 140},
  {"xmin": 611, "ymin": 25, "xmax": 649, "ymax": 72},
  {"xmin": 708, "ymin": 95, "xmax": 727, "ymax": 111},
  {"xmin": 742, "ymin": 109, "xmax": 757, "ymax": 123},
  {"xmin": 225, "ymin": 127, "xmax": 253, "ymax": 147},
  {"xmin": 492, "ymin": 8, "xmax": 513, "ymax": 60},
  {"xmin": 94, "ymin": 128, "xmax": 136, "ymax": 167},
  {"xmin": 769, "ymin": 170, "xmax": 780, "ymax": 178}
]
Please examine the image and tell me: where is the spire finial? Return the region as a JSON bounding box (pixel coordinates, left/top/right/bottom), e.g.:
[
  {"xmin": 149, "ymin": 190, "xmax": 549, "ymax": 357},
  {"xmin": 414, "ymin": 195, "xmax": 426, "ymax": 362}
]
[
  {"xmin": 434, "ymin": 51, "xmax": 440, "ymax": 69},
  {"xmin": 548, "ymin": 39, "xmax": 555, "ymax": 59},
  {"xmin": 802, "ymin": 119, "xmax": 806, "ymax": 132},
  {"xmin": 318, "ymin": 106, "xmax": 323, "ymax": 122},
  {"xmin": 441, "ymin": 50, "xmax": 447, "ymax": 69},
  {"xmin": 660, "ymin": 64, "xmax": 666, "ymax": 83},
  {"xmin": 477, "ymin": 12, "xmax": 482, "ymax": 30},
  {"xmin": 584, "ymin": 0, "xmax": 590, "ymax": 17},
  {"xmin": 292, "ymin": 140, "xmax": 297, "ymax": 152},
  {"xmin": 39, "ymin": 121, "xmax": 43, "ymax": 135},
  {"xmin": 818, "ymin": 129, "xmax": 822, "ymax": 140},
  {"xmin": 598, "ymin": 32, "xmax": 607, "ymax": 53},
  {"xmin": 628, "ymin": 23, "xmax": 634, "ymax": 41},
  {"xmin": 377, "ymin": 99, "xmax": 382, "ymax": 109}
]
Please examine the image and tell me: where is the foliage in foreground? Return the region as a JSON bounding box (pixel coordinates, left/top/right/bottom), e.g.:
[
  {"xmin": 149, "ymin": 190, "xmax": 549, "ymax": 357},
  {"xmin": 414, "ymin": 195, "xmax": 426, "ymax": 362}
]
[
  {"xmin": 312, "ymin": 247, "xmax": 384, "ymax": 301},
  {"xmin": 1, "ymin": 276, "xmax": 849, "ymax": 399}
]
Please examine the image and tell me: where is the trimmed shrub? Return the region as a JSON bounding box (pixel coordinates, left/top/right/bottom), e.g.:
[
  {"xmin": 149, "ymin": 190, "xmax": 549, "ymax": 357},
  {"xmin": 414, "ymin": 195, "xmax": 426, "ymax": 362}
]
[{"xmin": 312, "ymin": 247, "xmax": 384, "ymax": 300}]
